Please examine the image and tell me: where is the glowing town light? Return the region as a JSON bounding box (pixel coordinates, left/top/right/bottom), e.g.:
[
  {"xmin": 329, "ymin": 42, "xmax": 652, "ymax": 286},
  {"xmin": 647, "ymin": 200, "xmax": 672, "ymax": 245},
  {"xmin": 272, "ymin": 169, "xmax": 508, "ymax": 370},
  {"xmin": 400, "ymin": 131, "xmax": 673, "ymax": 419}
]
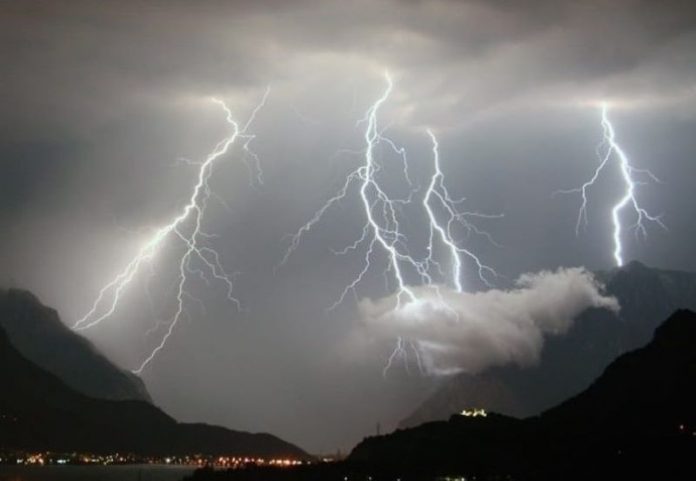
[{"xmin": 460, "ymin": 408, "xmax": 487, "ymax": 417}]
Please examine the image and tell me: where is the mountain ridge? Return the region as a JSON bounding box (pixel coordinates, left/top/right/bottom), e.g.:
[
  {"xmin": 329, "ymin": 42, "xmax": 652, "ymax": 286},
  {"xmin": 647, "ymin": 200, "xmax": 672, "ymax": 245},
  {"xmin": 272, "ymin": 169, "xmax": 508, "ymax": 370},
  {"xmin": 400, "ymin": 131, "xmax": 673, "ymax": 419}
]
[
  {"xmin": 400, "ymin": 261, "xmax": 696, "ymax": 428},
  {"xmin": 0, "ymin": 321, "xmax": 309, "ymax": 458},
  {"xmin": 346, "ymin": 309, "xmax": 696, "ymax": 479},
  {"xmin": 0, "ymin": 288, "xmax": 151, "ymax": 403},
  {"xmin": 177, "ymin": 309, "xmax": 696, "ymax": 480}
]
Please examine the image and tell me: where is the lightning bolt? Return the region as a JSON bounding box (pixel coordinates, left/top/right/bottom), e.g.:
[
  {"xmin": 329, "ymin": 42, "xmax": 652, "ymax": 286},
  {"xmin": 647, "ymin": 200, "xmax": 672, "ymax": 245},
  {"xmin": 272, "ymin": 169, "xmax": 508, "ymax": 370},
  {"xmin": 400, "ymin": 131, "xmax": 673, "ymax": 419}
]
[
  {"xmin": 423, "ymin": 130, "xmax": 499, "ymax": 292},
  {"xmin": 72, "ymin": 88, "xmax": 270, "ymax": 374},
  {"xmin": 557, "ymin": 103, "xmax": 665, "ymax": 267},
  {"xmin": 278, "ymin": 72, "xmax": 497, "ymax": 375},
  {"xmin": 278, "ymin": 73, "xmax": 422, "ymax": 311}
]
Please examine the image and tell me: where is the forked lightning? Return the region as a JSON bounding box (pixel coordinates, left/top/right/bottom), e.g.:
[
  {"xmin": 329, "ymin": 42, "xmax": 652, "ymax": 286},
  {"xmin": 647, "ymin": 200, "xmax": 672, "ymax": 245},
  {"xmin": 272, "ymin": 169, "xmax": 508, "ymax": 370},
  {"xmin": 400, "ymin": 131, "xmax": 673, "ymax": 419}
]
[
  {"xmin": 558, "ymin": 103, "xmax": 665, "ymax": 266},
  {"xmin": 73, "ymin": 90, "xmax": 269, "ymax": 373},
  {"xmin": 279, "ymin": 73, "xmax": 497, "ymax": 374}
]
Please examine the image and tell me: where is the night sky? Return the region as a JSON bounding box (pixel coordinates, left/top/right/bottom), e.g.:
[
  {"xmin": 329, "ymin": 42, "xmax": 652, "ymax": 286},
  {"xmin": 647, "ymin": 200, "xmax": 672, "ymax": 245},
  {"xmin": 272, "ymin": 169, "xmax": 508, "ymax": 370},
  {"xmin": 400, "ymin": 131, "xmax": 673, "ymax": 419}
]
[{"xmin": 2, "ymin": 0, "xmax": 696, "ymax": 452}]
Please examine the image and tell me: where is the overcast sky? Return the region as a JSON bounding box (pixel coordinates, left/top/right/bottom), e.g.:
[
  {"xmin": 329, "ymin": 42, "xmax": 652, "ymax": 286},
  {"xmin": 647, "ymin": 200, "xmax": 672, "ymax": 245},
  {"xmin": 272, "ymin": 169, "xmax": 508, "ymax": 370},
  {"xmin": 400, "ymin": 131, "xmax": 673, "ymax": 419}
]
[{"xmin": 2, "ymin": 0, "xmax": 696, "ymax": 453}]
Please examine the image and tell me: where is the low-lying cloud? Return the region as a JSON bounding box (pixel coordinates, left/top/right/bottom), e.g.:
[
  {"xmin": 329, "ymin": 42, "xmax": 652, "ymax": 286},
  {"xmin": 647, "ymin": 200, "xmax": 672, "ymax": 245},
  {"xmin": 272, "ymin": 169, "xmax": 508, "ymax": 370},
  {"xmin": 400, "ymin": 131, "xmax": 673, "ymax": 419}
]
[{"xmin": 357, "ymin": 267, "xmax": 619, "ymax": 375}]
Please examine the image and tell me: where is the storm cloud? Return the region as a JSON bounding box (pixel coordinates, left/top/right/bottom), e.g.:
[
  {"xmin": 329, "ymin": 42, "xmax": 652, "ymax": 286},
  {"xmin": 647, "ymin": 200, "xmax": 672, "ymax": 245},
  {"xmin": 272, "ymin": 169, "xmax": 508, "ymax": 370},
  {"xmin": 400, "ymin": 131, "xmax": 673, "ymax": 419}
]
[
  {"xmin": 357, "ymin": 268, "xmax": 619, "ymax": 375},
  {"xmin": 2, "ymin": 0, "xmax": 696, "ymax": 453}
]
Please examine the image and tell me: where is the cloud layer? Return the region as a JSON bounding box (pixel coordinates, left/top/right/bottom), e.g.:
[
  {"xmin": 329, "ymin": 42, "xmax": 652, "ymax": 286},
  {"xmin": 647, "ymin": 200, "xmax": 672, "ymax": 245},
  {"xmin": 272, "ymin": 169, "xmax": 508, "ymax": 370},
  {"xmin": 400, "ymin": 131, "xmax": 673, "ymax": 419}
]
[{"xmin": 358, "ymin": 267, "xmax": 619, "ymax": 375}]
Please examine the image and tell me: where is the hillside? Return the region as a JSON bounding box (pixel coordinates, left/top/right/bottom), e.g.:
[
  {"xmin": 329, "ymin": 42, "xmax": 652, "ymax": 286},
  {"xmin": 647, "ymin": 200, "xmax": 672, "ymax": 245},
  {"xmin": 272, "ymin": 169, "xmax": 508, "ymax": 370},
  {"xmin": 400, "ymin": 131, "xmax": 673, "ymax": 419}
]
[
  {"xmin": 400, "ymin": 261, "xmax": 696, "ymax": 427},
  {"xmin": 0, "ymin": 288, "xmax": 151, "ymax": 402},
  {"xmin": 0, "ymin": 323, "xmax": 308, "ymax": 458},
  {"xmin": 540, "ymin": 308, "xmax": 696, "ymax": 434},
  {"xmin": 347, "ymin": 310, "xmax": 696, "ymax": 479},
  {"xmin": 179, "ymin": 310, "xmax": 696, "ymax": 480}
]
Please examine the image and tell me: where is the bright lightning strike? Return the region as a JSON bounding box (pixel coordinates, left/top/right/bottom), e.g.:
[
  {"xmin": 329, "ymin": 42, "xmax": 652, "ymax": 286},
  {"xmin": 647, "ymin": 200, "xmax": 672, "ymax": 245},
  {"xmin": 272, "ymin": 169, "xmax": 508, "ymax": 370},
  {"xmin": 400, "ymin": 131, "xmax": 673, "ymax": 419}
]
[
  {"xmin": 424, "ymin": 130, "xmax": 499, "ymax": 293},
  {"xmin": 557, "ymin": 103, "xmax": 665, "ymax": 267},
  {"xmin": 72, "ymin": 89, "xmax": 270, "ymax": 374},
  {"xmin": 278, "ymin": 73, "xmax": 497, "ymax": 375}
]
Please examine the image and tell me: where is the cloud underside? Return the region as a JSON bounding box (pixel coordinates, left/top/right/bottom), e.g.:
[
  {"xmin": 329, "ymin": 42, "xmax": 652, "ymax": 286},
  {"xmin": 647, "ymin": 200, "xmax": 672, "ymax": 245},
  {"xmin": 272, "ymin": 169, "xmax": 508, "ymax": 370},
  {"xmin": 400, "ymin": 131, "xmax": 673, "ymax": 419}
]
[
  {"xmin": 3, "ymin": 0, "xmax": 696, "ymax": 140},
  {"xmin": 357, "ymin": 267, "xmax": 619, "ymax": 375}
]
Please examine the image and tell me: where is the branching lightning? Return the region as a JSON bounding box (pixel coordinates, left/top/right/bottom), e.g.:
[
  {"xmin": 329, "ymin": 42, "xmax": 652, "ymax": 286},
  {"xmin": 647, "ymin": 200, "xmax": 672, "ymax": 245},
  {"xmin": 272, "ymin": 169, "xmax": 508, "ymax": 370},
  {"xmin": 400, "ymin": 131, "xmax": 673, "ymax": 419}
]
[
  {"xmin": 72, "ymin": 89, "xmax": 270, "ymax": 374},
  {"xmin": 557, "ymin": 103, "xmax": 665, "ymax": 266},
  {"xmin": 278, "ymin": 72, "xmax": 498, "ymax": 375},
  {"xmin": 423, "ymin": 130, "xmax": 499, "ymax": 292}
]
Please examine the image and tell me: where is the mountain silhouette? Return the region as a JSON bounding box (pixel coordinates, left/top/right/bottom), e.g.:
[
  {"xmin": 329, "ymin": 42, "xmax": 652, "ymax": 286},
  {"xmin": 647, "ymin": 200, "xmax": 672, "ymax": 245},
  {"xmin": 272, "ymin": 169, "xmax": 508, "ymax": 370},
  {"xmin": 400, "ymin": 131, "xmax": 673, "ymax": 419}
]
[
  {"xmin": 0, "ymin": 288, "xmax": 151, "ymax": 402},
  {"xmin": 346, "ymin": 309, "xmax": 696, "ymax": 479},
  {"xmin": 400, "ymin": 261, "xmax": 696, "ymax": 428},
  {"xmin": 0, "ymin": 321, "xmax": 308, "ymax": 458},
  {"xmin": 180, "ymin": 310, "xmax": 695, "ymax": 480},
  {"xmin": 540, "ymin": 308, "xmax": 696, "ymax": 433}
]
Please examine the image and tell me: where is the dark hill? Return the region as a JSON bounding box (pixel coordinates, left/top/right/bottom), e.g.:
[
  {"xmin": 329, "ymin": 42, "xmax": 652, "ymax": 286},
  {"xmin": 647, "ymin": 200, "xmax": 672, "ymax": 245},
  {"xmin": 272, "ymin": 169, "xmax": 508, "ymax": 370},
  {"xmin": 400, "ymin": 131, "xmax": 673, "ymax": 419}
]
[
  {"xmin": 0, "ymin": 288, "xmax": 150, "ymax": 402},
  {"xmin": 347, "ymin": 309, "xmax": 696, "ymax": 479},
  {"xmin": 0, "ymin": 323, "xmax": 308, "ymax": 458},
  {"xmin": 539, "ymin": 308, "xmax": 696, "ymax": 434},
  {"xmin": 178, "ymin": 310, "xmax": 696, "ymax": 480},
  {"xmin": 401, "ymin": 261, "xmax": 696, "ymax": 428}
]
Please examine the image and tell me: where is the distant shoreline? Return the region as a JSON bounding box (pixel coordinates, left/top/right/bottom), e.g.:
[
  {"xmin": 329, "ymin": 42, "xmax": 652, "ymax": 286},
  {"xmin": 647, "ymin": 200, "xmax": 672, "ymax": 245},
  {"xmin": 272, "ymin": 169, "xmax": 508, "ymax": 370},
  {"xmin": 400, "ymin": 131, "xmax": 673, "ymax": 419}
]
[{"xmin": 0, "ymin": 464, "xmax": 195, "ymax": 481}]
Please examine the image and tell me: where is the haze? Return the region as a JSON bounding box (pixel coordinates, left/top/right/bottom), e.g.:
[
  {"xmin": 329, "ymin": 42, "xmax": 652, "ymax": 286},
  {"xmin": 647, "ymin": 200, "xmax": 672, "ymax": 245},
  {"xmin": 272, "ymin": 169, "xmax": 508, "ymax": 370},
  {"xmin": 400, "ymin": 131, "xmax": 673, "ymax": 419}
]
[{"xmin": 2, "ymin": 0, "xmax": 696, "ymax": 452}]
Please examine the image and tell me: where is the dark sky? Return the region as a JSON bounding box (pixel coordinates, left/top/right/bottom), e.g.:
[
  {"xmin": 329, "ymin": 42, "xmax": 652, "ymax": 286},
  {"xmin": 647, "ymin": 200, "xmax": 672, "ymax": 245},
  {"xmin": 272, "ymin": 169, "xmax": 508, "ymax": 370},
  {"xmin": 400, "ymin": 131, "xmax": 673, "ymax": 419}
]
[{"xmin": 2, "ymin": 0, "xmax": 696, "ymax": 453}]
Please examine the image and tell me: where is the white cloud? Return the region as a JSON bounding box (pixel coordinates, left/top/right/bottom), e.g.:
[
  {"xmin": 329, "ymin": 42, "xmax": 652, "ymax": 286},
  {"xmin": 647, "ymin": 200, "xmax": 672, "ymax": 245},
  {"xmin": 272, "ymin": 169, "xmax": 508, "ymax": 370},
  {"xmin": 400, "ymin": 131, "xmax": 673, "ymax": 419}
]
[{"xmin": 356, "ymin": 267, "xmax": 619, "ymax": 375}]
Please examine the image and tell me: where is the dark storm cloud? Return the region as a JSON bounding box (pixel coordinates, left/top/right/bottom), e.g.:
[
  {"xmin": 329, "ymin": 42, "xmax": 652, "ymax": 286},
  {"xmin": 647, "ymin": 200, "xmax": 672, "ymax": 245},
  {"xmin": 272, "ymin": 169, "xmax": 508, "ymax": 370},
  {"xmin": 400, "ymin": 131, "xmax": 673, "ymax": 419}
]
[
  {"xmin": 3, "ymin": 0, "xmax": 696, "ymax": 138},
  {"xmin": 2, "ymin": 0, "xmax": 696, "ymax": 453}
]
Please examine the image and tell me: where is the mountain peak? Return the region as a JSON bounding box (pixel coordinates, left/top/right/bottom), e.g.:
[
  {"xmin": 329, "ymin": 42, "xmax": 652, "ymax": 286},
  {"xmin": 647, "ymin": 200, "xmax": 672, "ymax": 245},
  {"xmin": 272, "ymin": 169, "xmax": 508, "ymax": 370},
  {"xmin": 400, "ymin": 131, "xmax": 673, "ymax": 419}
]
[
  {"xmin": 2, "ymin": 287, "xmax": 40, "ymax": 302},
  {"xmin": 400, "ymin": 264, "xmax": 696, "ymax": 429},
  {"xmin": 0, "ymin": 287, "xmax": 152, "ymax": 403},
  {"xmin": 610, "ymin": 260, "xmax": 655, "ymax": 280},
  {"xmin": 348, "ymin": 309, "xmax": 696, "ymax": 478},
  {"xmin": 621, "ymin": 259, "xmax": 650, "ymax": 271},
  {"xmin": 0, "ymin": 323, "xmax": 308, "ymax": 458}
]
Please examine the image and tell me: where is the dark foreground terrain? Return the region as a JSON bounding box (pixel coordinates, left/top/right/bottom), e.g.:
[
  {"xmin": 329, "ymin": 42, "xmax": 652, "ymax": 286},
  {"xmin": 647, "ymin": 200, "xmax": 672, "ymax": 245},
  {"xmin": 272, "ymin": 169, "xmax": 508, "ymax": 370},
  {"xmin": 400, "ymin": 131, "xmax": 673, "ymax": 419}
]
[
  {"xmin": 0, "ymin": 288, "xmax": 151, "ymax": 402},
  {"xmin": 0, "ymin": 318, "xmax": 307, "ymax": 459},
  {"xmin": 186, "ymin": 309, "xmax": 696, "ymax": 480},
  {"xmin": 402, "ymin": 261, "xmax": 696, "ymax": 428},
  {"xmin": 0, "ymin": 464, "xmax": 194, "ymax": 481}
]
